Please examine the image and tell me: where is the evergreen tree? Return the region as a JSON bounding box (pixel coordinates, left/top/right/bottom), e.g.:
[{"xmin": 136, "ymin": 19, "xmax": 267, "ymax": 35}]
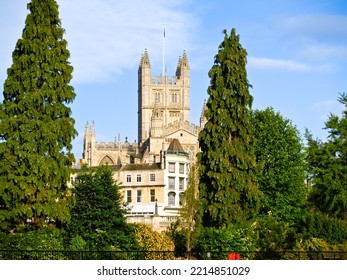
[
  {"xmin": 0, "ymin": 0, "xmax": 77, "ymax": 232},
  {"xmin": 198, "ymin": 28, "xmax": 261, "ymax": 227},
  {"xmin": 67, "ymin": 165, "xmax": 139, "ymax": 251},
  {"xmin": 252, "ymin": 107, "xmax": 307, "ymax": 223},
  {"xmin": 305, "ymin": 93, "xmax": 347, "ymax": 220}
]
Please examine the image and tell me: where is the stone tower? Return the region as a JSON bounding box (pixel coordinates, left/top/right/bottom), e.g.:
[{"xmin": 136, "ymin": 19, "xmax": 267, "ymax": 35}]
[
  {"xmin": 82, "ymin": 121, "xmax": 95, "ymax": 166},
  {"xmin": 138, "ymin": 49, "xmax": 190, "ymax": 144}
]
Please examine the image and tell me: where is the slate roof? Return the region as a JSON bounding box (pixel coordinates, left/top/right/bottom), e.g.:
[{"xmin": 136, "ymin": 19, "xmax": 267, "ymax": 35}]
[{"xmin": 167, "ymin": 138, "xmax": 185, "ymax": 153}]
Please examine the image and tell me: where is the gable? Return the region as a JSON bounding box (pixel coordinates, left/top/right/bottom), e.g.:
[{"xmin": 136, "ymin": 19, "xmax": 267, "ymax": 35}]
[{"xmin": 165, "ymin": 128, "xmax": 198, "ymax": 144}]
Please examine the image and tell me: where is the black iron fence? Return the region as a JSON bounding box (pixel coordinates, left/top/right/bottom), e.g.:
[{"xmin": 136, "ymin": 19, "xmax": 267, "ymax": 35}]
[{"xmin": 1, "ymin": 250, "xmax": 346, "ymax": 260}]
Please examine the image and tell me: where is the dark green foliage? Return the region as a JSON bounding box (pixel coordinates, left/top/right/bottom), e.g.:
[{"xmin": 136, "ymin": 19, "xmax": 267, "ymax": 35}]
[
  {"xmin": 0, "ymin": 0, "xmax": 77, "ymax": 232},
  {"xmin": 296, "ymin": 210, "xmax": 347, "ymax": 245},
  {"xmin": 166, "ymin": 222, "xmax": 187, "ymax": 258},
  {"xmin": 198, "ymin": 28, "xmax": 261, "ymax": 227},
  {"xmin": 305, "ymin": 93, "xmax": 347, "ymax": 219},
  {"xmin": 67, "ymin": 165, "xmax": 139, "ymax": 251},
  {"xmin": 252, "ymin": 108, "xmax": 307, "ymax": 223},
  {"xmin": 253, "ymin": 216, "xmax": 296, "ymax": 258},
  {"xmin": 0, "ymin": 227, "xmax": 65, "ymax": 259}
]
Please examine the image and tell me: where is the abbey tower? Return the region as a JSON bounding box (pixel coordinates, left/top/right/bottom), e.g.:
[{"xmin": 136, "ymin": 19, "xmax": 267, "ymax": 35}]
[
  {"xmin": 138, "ymin": 49, "xmax": 190, "ymax": 143},
  {"xmin": 82, "ymin": 49, "xmax": 202, "ymax": 166}
]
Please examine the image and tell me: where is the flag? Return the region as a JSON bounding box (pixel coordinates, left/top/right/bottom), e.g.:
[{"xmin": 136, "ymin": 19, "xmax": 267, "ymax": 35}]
[{"xmin": 163, "ymin": 28, "xmax": 165, "ymax": 38}]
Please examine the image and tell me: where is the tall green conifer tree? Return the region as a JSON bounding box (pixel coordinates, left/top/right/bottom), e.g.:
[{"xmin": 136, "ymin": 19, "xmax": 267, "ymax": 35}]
[
  {"xmin": 199, "ymin": 29, "xmax": 261, "ymax": 227},
  {"xmin": 0, "ymin": 0, "xmax": 77, "ymax": 232}
]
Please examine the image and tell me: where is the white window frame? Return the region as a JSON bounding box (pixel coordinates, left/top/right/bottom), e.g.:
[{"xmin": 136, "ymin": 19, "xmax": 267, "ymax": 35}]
[
  {"xmin": 137, "ymin": 190, "xmax": 142, "ymax": 203},
  {"xmin": 126, "ymin": 175, "xmax": 131, "ymax": 183},
  {"xmin": 150, "ymin": 173, "xmax": 156, "ymax": 182},
  {"xmin": 169, "ymin": 162, "xmax": 175, "ymax": 173}
]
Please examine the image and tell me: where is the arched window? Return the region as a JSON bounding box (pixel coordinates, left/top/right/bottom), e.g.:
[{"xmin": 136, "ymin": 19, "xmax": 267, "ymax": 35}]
[
  {"xmin": 99, "ymin": 156, "xmax": 114, "ymax": 166},
  {"xmin": 168, "ymin": 192, "xmax": 176, "ymax": 206},
  {"xmin": 154, "ymin": 91, "xmax": 161, "ymax": 103},
  {"xmin": 171, "ymin": 92, "xmax": 178, "ymax": 103}
]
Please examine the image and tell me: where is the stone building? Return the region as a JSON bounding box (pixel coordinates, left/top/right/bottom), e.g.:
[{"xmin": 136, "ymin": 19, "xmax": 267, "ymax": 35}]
[{"xmin": 77, "ymin": 49, "xmax": 205, "ymax": 231}]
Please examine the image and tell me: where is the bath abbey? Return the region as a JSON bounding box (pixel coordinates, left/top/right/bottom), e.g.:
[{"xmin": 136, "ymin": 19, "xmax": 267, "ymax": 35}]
[{"xmin": 75, "ymin": 49, "xmax": 206, "ymax": 231}]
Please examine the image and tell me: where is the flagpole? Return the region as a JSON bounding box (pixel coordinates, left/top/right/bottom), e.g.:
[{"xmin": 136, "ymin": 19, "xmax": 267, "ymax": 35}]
[{"xmin": 162, "ymin": 26, "xmax": 165, "ymax": 77}]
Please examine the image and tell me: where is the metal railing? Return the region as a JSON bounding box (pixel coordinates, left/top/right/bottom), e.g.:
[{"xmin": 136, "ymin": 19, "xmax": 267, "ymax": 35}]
[{"xmin": 1, "ymin": 250, "xmax": 346, "ymax": 260}]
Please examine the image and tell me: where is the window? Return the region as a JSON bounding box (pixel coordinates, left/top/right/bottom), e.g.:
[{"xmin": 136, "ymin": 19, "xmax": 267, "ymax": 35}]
[
  {"xmin": 179, "ymin": 177, "xmax": 185, "ymax": 191},
  {"xmin": 150, "ymin": 189, "xmax": 156, "ymax": 202},
  {"xmin": 179, "ymin": 163, "xmax": 185, "ymax": 174},
  {"xmin": 137, "ymin": 174, "xmax": 141, "ymax": 183},
  {"xmin": 169, "ymin": 177, "xmax": 175, "ymax": 190},
  {"xmin": 154, "ymin": 91, "xmax": 161, "ymax": 103},
  {"xmin": 137, "ymin": 190, "xmax": 142, "ymax": 203},
  {"xmin": 168, "ymin": 192, "xmax": 175, "ymax": 206},
  {"xmin": 126, "ymin": 175, "xmax": 131, "ymax": 183},
  {"xmin": 126, "ymin": 190, "xmax": 132, "ymax": 203},
  {"xmin": 150, "ymin": 173, "xmax": 155, "ymax": 182},
  {"xmin": 169, "ymin": 162, "xmax": 175, "ymax": 173},
  {"xmin": 171, "ymin": 92, "xmax": 178, "ymax": 103}
]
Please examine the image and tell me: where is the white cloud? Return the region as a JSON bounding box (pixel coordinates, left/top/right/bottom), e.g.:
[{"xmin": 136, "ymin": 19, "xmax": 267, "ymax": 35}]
[
  {"xmin": 58, "ymin": 0, "xmax": 199, "ymax": 84},
  {"xmin": 248, "ymin": 57, "xmax": 311, "ymax": 71}
]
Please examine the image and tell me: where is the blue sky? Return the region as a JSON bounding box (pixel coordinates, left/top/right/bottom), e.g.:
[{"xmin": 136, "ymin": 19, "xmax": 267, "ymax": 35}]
[{"xmin": 0, "ymin": 0, "xmax": 346, "ymax": 160}]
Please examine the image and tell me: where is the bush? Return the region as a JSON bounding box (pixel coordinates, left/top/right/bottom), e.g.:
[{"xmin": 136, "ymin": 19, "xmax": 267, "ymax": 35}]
[
  {"xmin": 0, "ymin": 227, "xmax": 65, "ymax": 260},
  {"xmin": 252, "ymin": 216, "xmax": 296, "ymax": 259},
  {"xmin": 134, "ymin": 223, "xmax": 175, "ymax": 260},
  {"xmin": 195, "ymin": 223, "xmax": 256, "ymax": 260}
]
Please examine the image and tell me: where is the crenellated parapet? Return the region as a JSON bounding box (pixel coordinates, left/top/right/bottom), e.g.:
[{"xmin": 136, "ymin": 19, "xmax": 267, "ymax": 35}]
[{"xmin": 163, "ymin": 120, "xmax": 201, "ymax": 136}]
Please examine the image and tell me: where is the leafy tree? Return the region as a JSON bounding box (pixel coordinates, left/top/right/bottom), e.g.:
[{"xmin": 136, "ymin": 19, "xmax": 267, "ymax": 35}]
[
  {"xmin": 198, "ymin": 28, "xmax": 261, "ymax": 227},
  {"xmin": 134, "ymin": 223, "xmax": 175, "ymax": 260},
  {"xmin": 67, "ymin": 165, "xmax": 139, "ymax": 251},
  {"xmin": 0, "ymin": 0, "xmax": 77, "ymax": 232},
  {"xmin": 252, "ymin": 107, "xmax": 307, "ymax": 223},
  {"xmin": 178, "ymin": 162, "xmax": 202, "ymax": 253},
  {"xmin": 305, "ymin": 93, "xmax": 347, "ymax": 219}
]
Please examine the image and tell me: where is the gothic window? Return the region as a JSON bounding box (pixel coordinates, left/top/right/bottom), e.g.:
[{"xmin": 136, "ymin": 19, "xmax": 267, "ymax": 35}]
[
  {"xmin": 171, "ymin": 92, "xmax": 178, "ymax": 103},
  {"xmin": 99, "ymin": 156, "xmax": 114, "ymax": 165},
  {"xmin": 154, "ymin": 91, "xmax": 161, "ymax": 103}
]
